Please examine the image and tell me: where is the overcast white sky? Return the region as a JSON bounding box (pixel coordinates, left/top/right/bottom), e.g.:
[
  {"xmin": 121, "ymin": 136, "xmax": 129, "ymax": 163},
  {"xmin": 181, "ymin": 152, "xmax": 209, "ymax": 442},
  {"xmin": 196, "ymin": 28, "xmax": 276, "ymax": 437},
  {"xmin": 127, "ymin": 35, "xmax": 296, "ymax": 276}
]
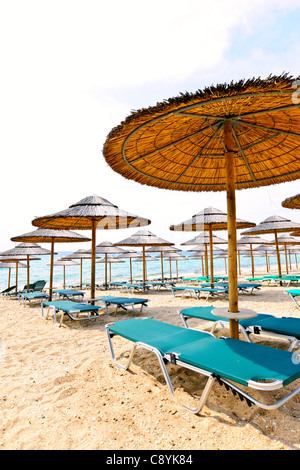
[{"xmin": 1, "ymin": 0, "xmax": 300, "ymax": 251}]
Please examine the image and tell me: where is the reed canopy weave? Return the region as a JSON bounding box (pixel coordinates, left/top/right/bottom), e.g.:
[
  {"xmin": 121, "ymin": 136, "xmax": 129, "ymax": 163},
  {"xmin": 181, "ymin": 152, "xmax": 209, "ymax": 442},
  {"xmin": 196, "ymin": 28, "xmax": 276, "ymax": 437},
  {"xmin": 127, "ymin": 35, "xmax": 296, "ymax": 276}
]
[
  {"xmin": 103, "ymin": 74, "xmax": 300, "ymax": 339},
  {"xmin": 282, "ymin": 193, "xmax": 300, "ymax": 210}
]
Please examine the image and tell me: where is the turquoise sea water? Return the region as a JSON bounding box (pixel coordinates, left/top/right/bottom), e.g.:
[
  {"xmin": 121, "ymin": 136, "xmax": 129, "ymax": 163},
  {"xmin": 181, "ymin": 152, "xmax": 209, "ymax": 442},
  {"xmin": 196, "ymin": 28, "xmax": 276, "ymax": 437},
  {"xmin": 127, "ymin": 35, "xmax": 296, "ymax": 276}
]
[{"xmin": 0, "ymin": 251, "xmax": 296, "ymax": 292}]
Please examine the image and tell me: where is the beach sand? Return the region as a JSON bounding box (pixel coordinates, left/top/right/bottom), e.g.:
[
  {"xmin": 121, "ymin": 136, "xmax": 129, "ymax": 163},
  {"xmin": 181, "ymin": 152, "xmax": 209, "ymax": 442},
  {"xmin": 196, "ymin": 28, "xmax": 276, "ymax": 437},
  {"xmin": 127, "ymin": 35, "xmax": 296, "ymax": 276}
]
[{"xmin": 0, "ymin": 266, "xmax": 299, "ymax": 450}]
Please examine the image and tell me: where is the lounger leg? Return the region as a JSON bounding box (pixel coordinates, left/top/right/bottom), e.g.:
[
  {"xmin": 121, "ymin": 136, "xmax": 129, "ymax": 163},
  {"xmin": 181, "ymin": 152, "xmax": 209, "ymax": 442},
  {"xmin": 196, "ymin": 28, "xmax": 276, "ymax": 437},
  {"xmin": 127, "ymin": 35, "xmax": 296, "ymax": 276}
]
[
  {"xmin": 181, "ymin": 375, "xmax": 216, "ymax": 414},
  {"xmin": 287, "ymin": 293, "xmax": 300, "ymax": 309}
]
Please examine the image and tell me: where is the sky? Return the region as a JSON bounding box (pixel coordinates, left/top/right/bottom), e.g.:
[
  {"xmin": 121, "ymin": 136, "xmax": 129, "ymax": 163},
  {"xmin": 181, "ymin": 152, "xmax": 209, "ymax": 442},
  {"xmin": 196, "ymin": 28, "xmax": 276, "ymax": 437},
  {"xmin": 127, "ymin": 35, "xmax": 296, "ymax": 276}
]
[{"xmin": 0, "ymin": 0, "xmax": 300, "ymax": 251}]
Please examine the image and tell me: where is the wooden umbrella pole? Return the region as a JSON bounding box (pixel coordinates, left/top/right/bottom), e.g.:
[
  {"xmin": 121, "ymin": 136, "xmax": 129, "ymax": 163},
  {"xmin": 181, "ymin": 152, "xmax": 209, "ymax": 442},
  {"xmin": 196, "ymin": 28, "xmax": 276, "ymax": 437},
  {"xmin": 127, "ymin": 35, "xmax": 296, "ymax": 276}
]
[
  {"xmin": 204, "ymin": 244, "xmax": 209, "ymax": 278},
  {"xmin": 15, "ymin": 260, "xmax": 19, "ymax": 291},
  {"xmin": 142, "ymin": 246, "xmax": 146, "ymax": 287},
  {"xmin": 105, "ymin": 253, "xmax": 108, "ymax": 287},
  {"xmin": 63, "ymin": 266, "xmax": 66, "ymax": 289},
  {"xmin": 49, "ymin": 239, "xmax": 54, "ymax": 300},
  {"xmin": 274, "ymin": 230, "xmax": 282, "ymax": 279},
  {"xmin": 27, "ymin": 254, "xmax": 30, "ymax": 292},
  {"xmin": 8, "ymin": 268, "xmax": 11, "ymax": 288},
  {"xmin": 169, "ymin": 258, "xmax": 172, "ymax": 278},
  {"xmin": 209, "ymin": 226, "xmax": 214, "ymax": 287},
  {"xmin": 130, "ymin": 258, "xmax": 133, "ymax": 283},
  {"xmin": 91, "ymin": 220, "xmax": 96, "ymax": 303},
  {"xmin": 284, "ymin": 244, "xmax": 289, "ymax": 274},
  {"xmin": 224, "ymin": 120, "xmax": 239, "ymax": 339},
  {"xmin": 80, "ymin": 259, "xmax": 83, "ymax": 288},
  {"xmin": 161, "ymin": 252, "xmax": 164, "ymax": 279},
  {"xmin": 250, "ymin": 244, "xmax": 254, "ymax": 278}
]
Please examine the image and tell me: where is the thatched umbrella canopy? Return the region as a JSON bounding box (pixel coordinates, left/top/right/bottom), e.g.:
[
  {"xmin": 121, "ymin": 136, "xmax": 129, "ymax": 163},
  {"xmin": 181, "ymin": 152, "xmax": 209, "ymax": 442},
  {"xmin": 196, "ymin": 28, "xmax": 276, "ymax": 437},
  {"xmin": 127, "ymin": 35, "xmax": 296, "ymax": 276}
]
[
  {"xmin": 103, "ymin": 74, "xmax": 300, "ymax": 339},
  {"xmin": 282, "ymin": 193, "xmax": 300, "ymax": 210},
  {"xmin": 0, "ymin": 261, "xmax": 26, "ymax": 289},
  {"xmin": 0, "ymin": 242, "xmax": 51, "ymax": 292},
  {"xmin": 237, "ymin": 235, "xmax": 271, "ymax": 278},
  {"xmin": 96, "ymin": 254, "xmax": 124, "ymax": 282},
  {"xmin": 181, "ymin": 231, "xmax": 227, "ymax": 280},
  {"xmin": 170, "ymin": 207, "xmax": 254, "ymax": 287},
  {"xmin": 30, "ymin": 195, "xmax": 150, "ymax": 301},
  {"xmin": 115, "ymin": 230, "xmax": 173, "ymax": 286},
  {"xmin": 145, "ymin": 245, "xmax": 178, "ymax": 279},
  {"xmin": 253, "ymin": 244, "xmax": 276, "ymax": 273},
  {"xmin": 49, "ymin": 259, "xmax": 80, "ymax": 289},
  {"xmin": 0, "ymin": 249, "xmax": 41, "ymax": 292},
  {"xmin": 11, "ymin": 228, "xmax": 90, "ymax": 299},
  {"xmin": 242, "ymin": 215, "xmax": 300, "ymax": 279}
]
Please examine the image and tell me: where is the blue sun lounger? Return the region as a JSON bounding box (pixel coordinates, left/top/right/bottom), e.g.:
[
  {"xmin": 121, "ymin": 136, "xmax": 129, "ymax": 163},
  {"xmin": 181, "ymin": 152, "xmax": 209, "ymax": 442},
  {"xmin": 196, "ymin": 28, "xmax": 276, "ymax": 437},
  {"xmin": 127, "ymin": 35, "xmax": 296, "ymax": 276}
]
[
  {"xmin": 171, "ymin": 285, "xmax": 228, "ymax": 300},
  {"xmin": 53, "ymin": 289, "xmax": 85, "ymax": 301},
  {"xmin": 96, "ymin": 296, "xmax": 149, "ymax": 316},
  {"xmin": 20, "ymin": 292, "xmax": 49, "ymax": 306},
  {"xmin": 178, "ymin": 306, "xmax": 300, "ymax": 351},
  {"xmin": 285, "ymin": 289, "xmax": 300, "ymax": 309},
  {"xmin": 41, "ymin": 300, "xmax": 102, "ymax": 326},
  {"xmin": 106, "ymin": 318, "xmax": 300, "ymax": 414}
]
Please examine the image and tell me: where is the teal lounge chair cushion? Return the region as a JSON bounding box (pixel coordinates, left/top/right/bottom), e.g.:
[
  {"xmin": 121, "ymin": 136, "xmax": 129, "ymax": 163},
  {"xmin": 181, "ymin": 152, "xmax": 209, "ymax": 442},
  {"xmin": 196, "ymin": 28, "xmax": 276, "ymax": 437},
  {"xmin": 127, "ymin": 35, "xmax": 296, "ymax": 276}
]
[
  {"xmin": 100, "ymin": 296, "xmax": 148, "ymax": 305},
  {"xmin": 43, "ymin": 300, "xmax": 99, "ymax": 313}
]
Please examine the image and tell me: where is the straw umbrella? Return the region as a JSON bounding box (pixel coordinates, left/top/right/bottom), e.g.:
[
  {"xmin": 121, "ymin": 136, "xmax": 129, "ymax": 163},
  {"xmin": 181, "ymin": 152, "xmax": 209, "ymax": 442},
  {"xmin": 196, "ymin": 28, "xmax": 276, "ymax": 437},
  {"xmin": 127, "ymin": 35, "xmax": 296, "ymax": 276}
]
[
  {"xmin": 0, "ymin": 251, "xmax": 40, "ymax": 292},
  {"xmin": 86, "ymin": 241, "xmax": 128, "ymax": 287},
  {"xmin": 160, "ymin": 251, "xmax": 187, "ymax": 278},
  {"xmin": 170, "ymin": 207, "xmax": 254, "ymax": 288},
  {"xmin": 115, "ymin": 230, "xmax": 174, "ymax": 287},
  {"xmin": 0, "ymin": 242, "xmax": 51, "ymax": 292},
  {"xmin": 96, "ymin": 254, "xmax": 124, "ymax": 283},
  {"xmin": 273, "ymin": 234, "xmax": 300, "ymax": 274},
  {"xmin": 253, "ymin": 244, "xmax": 275, "ymax": 273},
  {"xmin": 50, "ymin": 259, "xmax": 80, "ymax": 289},
  {"xmin": 181, "ymin": 231, "xmax": 227, "ymax": 280},
  {"xmin": 133, "ymin": 254, "xmax": 158, "ymax": 281},
  {"xmin": 116, "ymin": 249, "xmax": 142, "ymax": 283},
  {"xmin": 61, "ymin": 249, "xmax": 100, "ymax": 288},
  {"xmin": 11, "ymin": 228, "xmax": 90, "ymax": 300},
  {"xmin": 103, "ymin": 74, "xmax": 300, "ymax": 339},
  {"xmin": 145, "ymin": 245, "xmax": 178, "ymax": 279},
  {"xmin": 237, "ymin": 235, "xmax": 271, "ymax": 278},
  {"xmin": 30, "ymin": 195, "xmax": 150, "ymax": 302},
  {"xmin": 0, "ymin": 262, "xmax": 26, "ymax": 288},
  {"xmin": 282, "ymin": 193, "xmax": 300, "ymax": 210},
  {"xmin": 241, "ymin": 216, "xmax": 300, "ymax": 280}
]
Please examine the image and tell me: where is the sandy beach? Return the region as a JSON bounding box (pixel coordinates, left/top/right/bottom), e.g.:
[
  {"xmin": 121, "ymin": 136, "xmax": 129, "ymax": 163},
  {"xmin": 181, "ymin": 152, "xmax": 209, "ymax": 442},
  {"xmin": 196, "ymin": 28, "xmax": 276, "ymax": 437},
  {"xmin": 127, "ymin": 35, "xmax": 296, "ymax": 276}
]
[{"xmin": 0, "ymin": 265, "xmax": 299, "ymax": 451}]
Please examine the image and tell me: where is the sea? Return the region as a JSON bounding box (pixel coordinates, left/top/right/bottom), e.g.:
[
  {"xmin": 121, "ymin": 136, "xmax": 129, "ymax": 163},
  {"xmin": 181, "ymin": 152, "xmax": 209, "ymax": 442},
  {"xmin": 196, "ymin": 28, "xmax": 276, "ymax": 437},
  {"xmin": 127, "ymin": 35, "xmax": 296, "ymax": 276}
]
[{"xmin": 0, "ymin": 251, "xmax": 295, "ymax": 292}]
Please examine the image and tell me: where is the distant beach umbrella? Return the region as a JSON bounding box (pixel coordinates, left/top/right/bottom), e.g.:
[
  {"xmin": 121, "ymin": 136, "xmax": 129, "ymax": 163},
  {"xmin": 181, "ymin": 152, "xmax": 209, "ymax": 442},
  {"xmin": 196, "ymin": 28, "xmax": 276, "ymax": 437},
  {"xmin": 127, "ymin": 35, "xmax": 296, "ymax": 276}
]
[
  {"xmin": 115, "ymin": 230, "xmax": 173, "ymax": 286},
  {"xmin": 30, "ymin": 195, "xmax": 150, "ymax": 301},
  {"xmin": 237, "ymin": 235, "xmax": 271, "ymax": 278},
  {"xmin": 116, "ymin": 248, "xmax": 142, "ymax": 282},
  {"xmin": 0, "ymin": 250, "xmax": 41, "ymax": 292},
  {"xmin": 282, "ymin": 193, "xmax": 300, "ymax": 210},
  {"xmin": 96, "ymin": 254, "xmax": 124, "ymax": 282},
  {"xmin": 49, "ymin": 258, "xmax": 80, "ymax": 289},
  {"xmin": 146, "ymin": 245, "xmax": 178, "ymax": 279},
  {"xmin": 273, "ymin": 234, "xmax": 300, "ymax": 274},
  {"xmin": 181, "ymin": 231, "xmax": 227, "ymax": 279},
  {"xmin": 242, "ymin": 216, "xmax": 300, "ymax": 280},
  {"xmin": 0, "ymin": 261, "xmax": 26, "ymax": 288},
  {"xmin": 170, "ymin": 207, "xmax": 254, "ymax": 287},
  {"xmin": 254, "ymin": 244, "xmax": 276, "ymax": 273},
  {"xmin": 161, "ymin": 251, "xmax": 187, "ymax": 278},
  {"xmin": 61, "ymin": 249, "xmax": 101, "ymax": 288},
  {"xmin": 103, "ymin": 74, "xmax": 300, "ymax": 339},
  {"xmin": 86, "ymin": 241, "xmax": 128, "ymax": 287},
  {"xmin": 11, "ymin": 228, "xmax": 90, "ymax": 300}
]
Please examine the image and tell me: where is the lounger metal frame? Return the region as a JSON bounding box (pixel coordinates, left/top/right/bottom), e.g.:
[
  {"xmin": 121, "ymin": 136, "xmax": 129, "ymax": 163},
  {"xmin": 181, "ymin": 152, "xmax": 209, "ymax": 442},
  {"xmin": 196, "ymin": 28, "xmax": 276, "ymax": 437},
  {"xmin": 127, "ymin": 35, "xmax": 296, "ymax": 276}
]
[
  {"xmin": 41, "ymin": 303, "xmax": 101, "ymax": 326},
  {"xmin": 285, "ymin": 291, "xmax": 300, "ymax": 309},
  {"xmin": 105, "ymin": 321, "xmax": 300, "ymax": 414}
]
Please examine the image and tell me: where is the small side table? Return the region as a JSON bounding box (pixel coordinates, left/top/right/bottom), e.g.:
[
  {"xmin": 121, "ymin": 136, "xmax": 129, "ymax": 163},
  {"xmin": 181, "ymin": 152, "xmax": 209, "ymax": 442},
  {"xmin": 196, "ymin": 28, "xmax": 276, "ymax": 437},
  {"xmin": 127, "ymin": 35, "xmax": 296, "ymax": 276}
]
[{"xmin": 212, "ymin": 307, "xmax": 258, "ymax": 320}]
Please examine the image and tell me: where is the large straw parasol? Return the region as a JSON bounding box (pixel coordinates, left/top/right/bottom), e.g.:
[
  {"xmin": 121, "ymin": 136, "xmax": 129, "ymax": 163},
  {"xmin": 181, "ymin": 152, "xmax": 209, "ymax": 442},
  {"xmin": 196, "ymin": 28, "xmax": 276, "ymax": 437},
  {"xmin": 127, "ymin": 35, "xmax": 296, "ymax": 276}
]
[
  {"xmin": 241, "ymin": 215, "xmax": 300, "ymax": 280},
  {"xmin": 282, "ymin": 193, "xmax": 300, "ymax": 210},
  {"xmin": 103, "ymin": 74, "xmax": 300, "ymax": 338},
  {"xmin": 0, "ymin": 250, "xmax": 40, "ymax": 292},
  {"xmin": 11, "ymin": 228, "xmax": 90, "ymax": 299},
  {"xmin": 170, "ymin": 207, "xmax": 254, "ymax": 287},
  {"xmin": 0, "ymin": 242, "xmax": 51, "ymax": 292},
  {"xmin": 30, "ymin": 195, "xmax": 150, "ymax": 301},
  {"xmin": 0, "ymin": 261, "xmax": 26, "ymax": 288},
  {"xmin": 115, "ymin": 230, "xmax": 174, "ymax": 286}
]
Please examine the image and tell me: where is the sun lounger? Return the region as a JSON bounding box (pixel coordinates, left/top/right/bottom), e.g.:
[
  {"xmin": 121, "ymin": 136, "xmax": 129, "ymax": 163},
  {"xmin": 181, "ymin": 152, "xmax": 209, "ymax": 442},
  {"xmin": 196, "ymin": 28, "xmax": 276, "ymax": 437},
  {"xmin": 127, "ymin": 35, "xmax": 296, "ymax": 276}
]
[
  {"xmin": 201, "ymin": 282, "xmax": 261, "ymax": 294},
  {"xmin": 20, "ymin": 292, "xmax": 49, "ymax": 306},
  {"xmin": 285, "ymin": 289, "xmax": 300, "ymax": 309},
  {"xmin": 0, "ymin": 285, "xmax": 17, "ymax": 299},
  {"xmin": 178, "ymin": 306, "xmax": 300, "ymax": 351},
  {"xmin": 41, "ymin": 300, "xmax": 102, "ymax": 326},
  {"xmin": 106, "ymin": 318, "xmax": 300, "ymax": 414},
  {"xmin": 171, "ymin": 285, "xmax": 228, "ymax": 300},
  {"xmin": 53, "ymin": 289, "xmax": 85, "ymax": 301},
  {"xmin": 96, "ymin": 296, "xmax": 149, "ymax": 315}
]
